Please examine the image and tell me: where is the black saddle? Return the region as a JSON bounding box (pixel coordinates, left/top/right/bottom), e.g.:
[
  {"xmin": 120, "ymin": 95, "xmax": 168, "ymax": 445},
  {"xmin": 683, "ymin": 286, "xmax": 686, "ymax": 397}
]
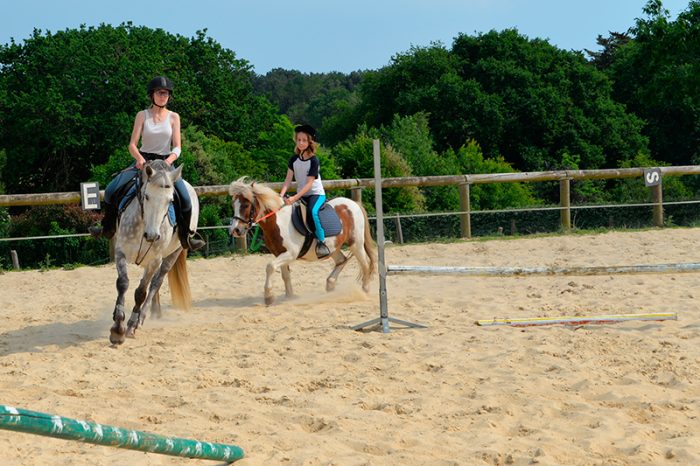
[{"xmin": 291, "ymin": 200, "xmax": 342, "ymax": 258}]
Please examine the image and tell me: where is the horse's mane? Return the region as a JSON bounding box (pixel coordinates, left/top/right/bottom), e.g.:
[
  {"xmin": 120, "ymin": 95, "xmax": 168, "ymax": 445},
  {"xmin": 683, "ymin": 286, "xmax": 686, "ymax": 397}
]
[
  {"xmin": 228, "ymin": 177, "xmax": 283, "ymax": 213},
  {"xmin": 143, "ymin": 160, "xmax": 173, "ymax": 186}
]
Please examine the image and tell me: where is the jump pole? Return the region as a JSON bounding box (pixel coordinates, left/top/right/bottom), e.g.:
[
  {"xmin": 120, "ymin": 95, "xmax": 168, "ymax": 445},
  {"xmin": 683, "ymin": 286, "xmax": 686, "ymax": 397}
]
[
  {"xmin": 352, "ymin": 139, "xmax": 426, "ymax": 333},
  {"xmin": 0, "ymin": 405, "xmax": 244, "ymax": 463},
  {"xmin": 388, "ymin": 263, "xmax": 700, "ymax": 276},
  {"xmin": 476, "ymin": 312, "xmax": 677, "ymax": 327}
]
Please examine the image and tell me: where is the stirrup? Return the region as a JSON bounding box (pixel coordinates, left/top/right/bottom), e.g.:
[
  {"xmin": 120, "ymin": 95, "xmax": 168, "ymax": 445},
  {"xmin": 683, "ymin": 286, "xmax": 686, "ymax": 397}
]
[
  {"xmin": 184, "ymin": 231, "xmax": 206, "ymax": 251},
  {"xmin": 187, "ymin": 237, "xmax": 206, "ymax": 251},
  {"xmin": 315, "ymin": 241, "xmax": 330, "ymax": 258},
  {"xmin": 88, "ymin": 224, "xmax": 115, "ymax": 240},
  {"xmin": 88, "ymin": 224, "xmax": 103, "ymax": 238}
]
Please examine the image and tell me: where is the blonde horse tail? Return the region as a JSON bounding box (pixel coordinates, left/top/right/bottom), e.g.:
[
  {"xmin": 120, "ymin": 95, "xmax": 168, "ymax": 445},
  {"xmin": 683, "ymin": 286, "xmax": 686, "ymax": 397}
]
[
  {"xmin": 167, "ymin": 250, "xmax": 192, "ymax": 310},
  {"xmin": 361, "ymin": 204, "xmax": 378, "ymax": 281}
]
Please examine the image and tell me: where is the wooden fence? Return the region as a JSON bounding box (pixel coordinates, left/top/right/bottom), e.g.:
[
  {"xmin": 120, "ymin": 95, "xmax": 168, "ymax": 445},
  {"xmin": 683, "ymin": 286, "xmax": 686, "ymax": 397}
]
[{"xmin": 3, "ymin": 165, "xmax": 700, "ymax": 239}]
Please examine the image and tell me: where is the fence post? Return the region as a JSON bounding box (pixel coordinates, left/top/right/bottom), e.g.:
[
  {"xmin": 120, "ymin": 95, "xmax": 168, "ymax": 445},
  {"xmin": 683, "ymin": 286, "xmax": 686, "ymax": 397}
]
[
  {"xmin": 236, "ymin": 236, "xmax": 248, "ymax": 253},
  {"xmin": 10, "ymin": 250, "xmax": 20, "ymax": 270},
  {"xmin": 394, "ymin": 214, "xmax": 404, "ymax": 243},
  {"xmin": 350, "ymin": 187, "xmax": 362, "ymax": 204},
  {"xmin": 458, "ymin": 182, "xmax": 471, "ymax": 238},
  {"xmin": 560, "ymin": 179, "xmax": 571, "ymax": 231},
  {"xmin": 651, "ymin": 182, "xmax": 664, "ymax": 227}
]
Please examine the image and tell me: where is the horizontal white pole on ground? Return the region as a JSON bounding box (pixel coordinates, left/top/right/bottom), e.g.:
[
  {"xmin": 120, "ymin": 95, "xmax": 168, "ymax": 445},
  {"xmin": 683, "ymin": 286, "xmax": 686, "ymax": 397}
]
[
  {"xmin": 476, "ymin": 313, "xmax": 678, "ymax": 327},
  {"xmin": 387, "ymin": 263, "xmax": 700, "ymax": 277}
]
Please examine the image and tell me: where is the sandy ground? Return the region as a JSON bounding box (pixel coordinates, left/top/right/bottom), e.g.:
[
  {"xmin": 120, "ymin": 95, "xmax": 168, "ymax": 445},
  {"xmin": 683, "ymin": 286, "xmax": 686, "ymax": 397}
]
[{"xmin": 0, "ymin": 228, "xmax": 699, "ymax": 466}]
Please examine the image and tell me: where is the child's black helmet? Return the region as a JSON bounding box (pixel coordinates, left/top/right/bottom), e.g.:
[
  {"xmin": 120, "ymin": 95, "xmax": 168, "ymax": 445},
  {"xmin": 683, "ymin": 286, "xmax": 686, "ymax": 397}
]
[
  {"xmin": 147, "ymin": 76, "xmax": 174, "ymax": 96},
  {"xmin": 294, "ymin": 124, "xmax": 316, "ymax": 140}
]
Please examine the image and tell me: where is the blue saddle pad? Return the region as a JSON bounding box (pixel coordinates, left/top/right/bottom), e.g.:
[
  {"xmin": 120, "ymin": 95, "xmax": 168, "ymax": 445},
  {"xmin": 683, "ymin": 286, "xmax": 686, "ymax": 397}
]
[
  {"xmin": 291, "ymin": 202, "xmax": 342, "ymax": 237},
  {"xmin": 119, "ymin": 184, "xmax": 176, "ymax": 227}
]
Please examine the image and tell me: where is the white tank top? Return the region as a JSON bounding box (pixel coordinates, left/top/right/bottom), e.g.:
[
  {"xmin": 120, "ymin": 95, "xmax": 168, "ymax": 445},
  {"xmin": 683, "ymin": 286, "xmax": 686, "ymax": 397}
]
[{"xmin": 140, "ymin": 109, "xmax": 172, "ymax": 155}]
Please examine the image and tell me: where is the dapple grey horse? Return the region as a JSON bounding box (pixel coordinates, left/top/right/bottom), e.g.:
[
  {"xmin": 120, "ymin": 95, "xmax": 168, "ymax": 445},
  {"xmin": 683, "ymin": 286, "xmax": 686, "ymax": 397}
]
[{"xmin": 109, "ymin": 160, "xmax": 199, "ymax": 345}]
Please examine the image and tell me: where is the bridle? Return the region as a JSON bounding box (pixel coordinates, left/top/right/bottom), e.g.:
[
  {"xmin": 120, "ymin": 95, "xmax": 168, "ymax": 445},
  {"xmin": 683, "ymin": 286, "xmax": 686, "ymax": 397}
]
[
  {"xmin": 134, "ymin": 170, "xmax": 171, "ymax": 265},
  {"xmin": 232, "ymin": 191, "xmax": 279, "ymax": 234},
  {"xmin": 231, "ymin": 194, "xmax": 257, "ymax": 232}
]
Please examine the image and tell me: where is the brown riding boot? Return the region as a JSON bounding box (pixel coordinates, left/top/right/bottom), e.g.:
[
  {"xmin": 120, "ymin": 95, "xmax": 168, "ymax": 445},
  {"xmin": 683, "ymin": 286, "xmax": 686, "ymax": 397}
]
[
  {"xmin": 186, "ymin": 234, "xmax": 206, "ymax": 251},
  {"xmin": 179, "ymin": 226, "xmax": 205, "ymax": 251}
]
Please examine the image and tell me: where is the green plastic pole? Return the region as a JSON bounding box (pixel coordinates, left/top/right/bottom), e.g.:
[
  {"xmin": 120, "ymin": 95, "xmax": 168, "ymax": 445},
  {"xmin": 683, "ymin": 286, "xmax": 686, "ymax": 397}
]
[{"xmin": 0, "ymin": 405, "xmax": 244, "ymax": 463}]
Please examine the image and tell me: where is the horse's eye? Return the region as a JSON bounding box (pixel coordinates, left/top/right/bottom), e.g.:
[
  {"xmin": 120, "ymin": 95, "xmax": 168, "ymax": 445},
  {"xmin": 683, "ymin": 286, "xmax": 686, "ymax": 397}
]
[{"xmin": 144, "ymin": 194, "xmax": 150, "ymax": 201}]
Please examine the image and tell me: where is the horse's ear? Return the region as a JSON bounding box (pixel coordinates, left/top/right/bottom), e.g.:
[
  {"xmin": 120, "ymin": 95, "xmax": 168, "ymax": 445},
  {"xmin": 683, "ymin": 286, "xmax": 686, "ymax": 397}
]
[
  {"xmin": 145, "ymin": 164, "xmax": 154, "ymax": 178},
  {"xmin": 171, "ymin": 164, "xmax": 183, "ymax": 182}
]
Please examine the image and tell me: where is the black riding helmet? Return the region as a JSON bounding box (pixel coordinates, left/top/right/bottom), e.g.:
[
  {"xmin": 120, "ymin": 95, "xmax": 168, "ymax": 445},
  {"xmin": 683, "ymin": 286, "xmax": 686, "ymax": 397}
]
[
  {"xmin": 147, "ymin": 76, "xmax": 174, "ymax": 97},
  {"xmin": 294, "ymin": 124, "xmax": 316, "ymax": 140}
]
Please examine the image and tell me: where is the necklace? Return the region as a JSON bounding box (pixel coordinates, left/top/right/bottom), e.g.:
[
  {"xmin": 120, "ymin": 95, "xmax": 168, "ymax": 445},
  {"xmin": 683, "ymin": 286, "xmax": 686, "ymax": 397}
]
[{"xmin": 150, "ymin": 108, "xmax": 167, "ymax": 123}]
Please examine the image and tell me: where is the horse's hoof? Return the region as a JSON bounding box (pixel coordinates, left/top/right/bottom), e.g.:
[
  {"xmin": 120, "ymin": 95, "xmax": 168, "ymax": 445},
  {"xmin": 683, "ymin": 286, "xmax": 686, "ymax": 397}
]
[
  {"xmin": 326, "ymin": 279, "xmax": 336, "ymax": 292},
  {"xmin": 110, "ymin": 322, "xmax": 126, "ymax": 345},
  {"xmin": 125, "ymin": 327, "xmax": 136, "ymax": 339},
  {"xmin": 264, "ymin": 296, "xmax": 274, "ymax": 306},
  {"xmin": 109, "ymin": 331, "xmax": 125, "ymax": 345}
]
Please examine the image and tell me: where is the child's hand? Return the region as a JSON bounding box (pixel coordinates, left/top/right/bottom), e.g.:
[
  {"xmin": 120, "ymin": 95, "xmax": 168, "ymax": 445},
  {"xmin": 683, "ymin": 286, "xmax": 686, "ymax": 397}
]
[{"xmin": 284, "ymin": 196, "xmax": 295, "ymax": 206}]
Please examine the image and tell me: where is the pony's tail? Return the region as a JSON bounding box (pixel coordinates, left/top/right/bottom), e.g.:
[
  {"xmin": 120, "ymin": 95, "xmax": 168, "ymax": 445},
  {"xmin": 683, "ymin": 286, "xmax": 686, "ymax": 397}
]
[
  {"xmin": 361, "ymin": 204, "xmax": 378, "ymax": 280},
  {"xmin": 168, "ymin": 250, "xmax": 192, "ymax": 310}
]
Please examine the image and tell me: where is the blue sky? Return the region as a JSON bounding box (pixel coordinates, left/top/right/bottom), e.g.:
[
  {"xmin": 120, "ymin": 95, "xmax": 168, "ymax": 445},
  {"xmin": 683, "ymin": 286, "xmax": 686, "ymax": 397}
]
[{"xmin": 0, "ymin": 0, "xmax": 692, "ymax": 74}]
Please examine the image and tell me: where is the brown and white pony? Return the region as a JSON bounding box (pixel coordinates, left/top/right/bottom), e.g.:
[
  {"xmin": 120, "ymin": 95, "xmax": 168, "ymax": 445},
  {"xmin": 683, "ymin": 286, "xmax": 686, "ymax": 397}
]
[{"xmin": 228, "ymin": 179, "xmax": 377, "ymax": 305}]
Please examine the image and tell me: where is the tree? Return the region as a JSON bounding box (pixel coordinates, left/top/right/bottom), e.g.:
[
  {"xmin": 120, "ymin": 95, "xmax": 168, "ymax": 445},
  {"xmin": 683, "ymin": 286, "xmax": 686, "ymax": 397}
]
[
  {"xmin": 586, "ymin": 32, "xmax": 632, "ymax": 70},
  {"xmin": 451, "ymin": 140, "xmax": 536, "ymax": 211},
  {"xmin": 254, "ymin": 68, "xmax": 365, "ymax": 146},
  {"xmin": 607, "ymin": 0, "xmax": 700, "ymax": 166},
  {"xmin": 332, "ymin": 126, "xmax": 425, "ymax": 213},
  {"xmin": 0, "ymin": 24, "xmax": 279, "ymax": 194},
  {"xmin": 348, "ymin": 31, "xmax": 647, "ymax": 174},
  {"xmin": 381, "ymin": 113, "xmax": 460, "ymax": 211}
]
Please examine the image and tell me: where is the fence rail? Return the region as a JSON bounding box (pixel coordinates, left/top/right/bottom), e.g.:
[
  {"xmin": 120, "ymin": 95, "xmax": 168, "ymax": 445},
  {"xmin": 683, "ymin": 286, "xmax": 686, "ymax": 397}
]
[{"xmin": 2, "ymin": 165, "xmax": 699, "ymax": 238}]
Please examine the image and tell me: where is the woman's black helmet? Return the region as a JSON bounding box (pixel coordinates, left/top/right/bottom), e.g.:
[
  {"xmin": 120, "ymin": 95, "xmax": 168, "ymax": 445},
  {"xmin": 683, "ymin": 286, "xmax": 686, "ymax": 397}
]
[{"xmin": 147, "ymin": 76, "xmax": 174, "ymax": 96}]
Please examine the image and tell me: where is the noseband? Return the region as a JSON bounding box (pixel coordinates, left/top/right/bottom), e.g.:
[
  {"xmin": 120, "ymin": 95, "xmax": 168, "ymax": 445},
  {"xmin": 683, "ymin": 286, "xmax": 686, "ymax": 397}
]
[
  {"xmin": 134, "ymin": 168, "xmax": 172, "ymax": 265},
  {"xmin": 232, "ymin": 195, "xmax": 257, "ymax": 231}
]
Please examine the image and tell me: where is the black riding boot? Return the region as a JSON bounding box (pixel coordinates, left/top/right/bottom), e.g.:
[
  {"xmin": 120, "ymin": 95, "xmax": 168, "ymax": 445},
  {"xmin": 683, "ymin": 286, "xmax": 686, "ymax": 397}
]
[
  {"xmin": 89, "ymin": 202, "xmax": 117, "ymax": 240},
  {"xmin": 178, "ymin": 209, "xmax": 205, "ymax": 251}
]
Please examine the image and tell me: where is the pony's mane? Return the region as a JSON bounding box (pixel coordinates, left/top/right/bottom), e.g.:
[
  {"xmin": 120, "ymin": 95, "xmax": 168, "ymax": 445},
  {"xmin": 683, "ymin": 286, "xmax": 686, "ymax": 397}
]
[{"xmin": 228, "ymin": 177, "xmax": 283, "ymax": 213}]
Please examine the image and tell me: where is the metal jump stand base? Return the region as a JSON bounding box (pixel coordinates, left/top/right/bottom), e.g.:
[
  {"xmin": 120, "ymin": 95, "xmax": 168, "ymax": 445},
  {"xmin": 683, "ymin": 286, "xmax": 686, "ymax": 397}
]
[
  {"xmin": 352, "ymin": 139, "xmax": 426, "ymax": 334},
  {"xmin": 352, "ymin": 316, "xmax": 427, "ymax": 333}
]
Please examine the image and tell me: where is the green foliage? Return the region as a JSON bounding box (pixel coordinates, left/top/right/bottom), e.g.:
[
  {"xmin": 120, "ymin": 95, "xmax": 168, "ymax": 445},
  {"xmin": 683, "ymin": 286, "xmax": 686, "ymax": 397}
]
[
  {"xmin": 254, "ymin": 69, "xmax": 365, "ymax": 145},
  {"xmin": 196, "ymin": 202, "xmax": 233, "ymax": 256},
  {"xmin": 611, "ymin": 152, "xmax": 693, "ymax": 203},
  {"xmin": 452, "ymin": 140, "xmax": 537, "ymax": 210},
  {"xmin": 90, "ymin": 150, "xmax": 134, "ymax": 186},
  {"xmin": 186, "ymin": 127, "xmax": 262, "ymax": 185},
  {"xmin": 345, "ymin": 32, "xmax": 647, "ymax": 175},
  {"xmin": 0, "ymin": 149, "xmax": 7, "ymax": 240},
  {"xmin": 251, "ymin": 116, "xmax": 297, "ymax": 181},
  {"xmin": 0, "ymin": 149, "xmax": 6, "ymax": 193},
  {"xmin": 0, "ymin": 206, "xmax": 9, "ymax": 239},
  {"xmin": 332, "ymin": 126, "xmax": 425, "ymax": 213},
  {"xmin": 606, "ymin": 0, "xmax": 700, "ymax": 166},
  {"xmin": 0, "ymin": 24, "xmax": 278, "ymax": 194},
  {"xmin": 3, "ymin": 205, "xmax": 108, "ymax": 268},
  {"xmin": 380, "ymin": 113, "xmax": 460, "ymax": 211}
]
